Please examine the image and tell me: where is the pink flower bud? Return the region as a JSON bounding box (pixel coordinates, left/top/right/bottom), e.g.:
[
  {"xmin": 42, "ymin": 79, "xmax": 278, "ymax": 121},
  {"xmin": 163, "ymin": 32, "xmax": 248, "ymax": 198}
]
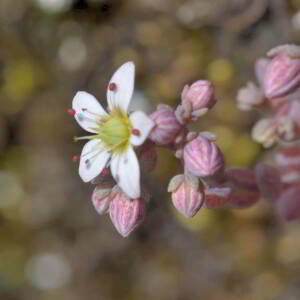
[
  {"xmin": 204, "ymin": 186, "xmax": 231, "ymax": 209},
  {"xmin": 109, "ymin": 191, "xmax": 146, "ymax": 237},
  {"xmin": 182, "ymin": 80, "xmax": 217, "ymax": 110},
  {"xmin": 183, "ymin": 136, "xmax": 225, "ymax": 177},
  {"xmin": 255, "ymin": 163, "xmax": 282, "ymax": 202},
  {"xmin": 91, "ymin": 183, "xmax": 114, "ymax": 215},
  {"xmin": 168, "ymin": 173, "xmax": 204, "ymax": 217},
  {"xmin": 149, "ymin": 105, "xmax": 182, "ymax": 145},
  {"xmin": 276, "ymin": 185, "xmax": 300, "ymax": 221},
  {"xmin": 263, "ymin": 54, "xmax": 300, "ymax": 99}
]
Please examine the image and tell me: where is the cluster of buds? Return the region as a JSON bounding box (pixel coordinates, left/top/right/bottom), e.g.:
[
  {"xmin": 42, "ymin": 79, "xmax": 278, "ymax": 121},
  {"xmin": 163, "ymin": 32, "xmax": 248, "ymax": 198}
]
[
  {"xmin": 71, "ymin": 60, "xmax": 279, "ymax": 238},
  {"xmin": 237, "ymin": 44, "xmax": 300, "ymax": 148},
  {"xmin": 237, "ymin": 44, "xmax": 300, "ymax": 222}
]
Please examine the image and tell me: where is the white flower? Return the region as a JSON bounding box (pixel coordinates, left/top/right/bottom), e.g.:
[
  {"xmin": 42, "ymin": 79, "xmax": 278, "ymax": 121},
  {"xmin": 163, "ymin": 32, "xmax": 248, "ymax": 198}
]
[{"xmin": 72, "ymin": 62, "xmax": 154, "ymax": 199}]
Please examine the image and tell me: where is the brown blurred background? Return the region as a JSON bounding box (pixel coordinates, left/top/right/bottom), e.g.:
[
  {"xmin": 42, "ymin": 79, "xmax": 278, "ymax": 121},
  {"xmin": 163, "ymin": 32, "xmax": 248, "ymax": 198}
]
[{"xmin": 1, "ymin": 0, "xmax": 300, "ymax": 299}]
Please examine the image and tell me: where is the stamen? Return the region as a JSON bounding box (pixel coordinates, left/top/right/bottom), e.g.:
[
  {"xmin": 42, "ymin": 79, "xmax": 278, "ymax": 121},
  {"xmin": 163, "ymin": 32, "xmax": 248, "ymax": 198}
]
[
  {"xmin": 72, "ymin": 155, "xmax": 80, "ymax": 162},
  {"xmin": 74, "ymin": 135, "xmax": 96, "ymax": 142},
  {"xmin": 67, "ymin": 109, "xmax": 76, "ymax": 116},
  {"xmin": 132, "ymin": 129, "xmax": 140, "ymax": 136},
  {"xmin": 108, "ymin": 82, "xmax": 117, "ymax": 91}
]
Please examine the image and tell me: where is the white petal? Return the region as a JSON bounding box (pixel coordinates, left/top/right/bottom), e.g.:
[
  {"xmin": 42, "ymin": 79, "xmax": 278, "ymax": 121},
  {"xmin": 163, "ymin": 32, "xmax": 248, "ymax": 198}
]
[
  {"xmin": 79, "ymin": 139, "xmax": 111, "ymax": 182},
  {"xmin": 107, "ymin": 62, "xmax": 135, "ymax": 113},
  {"xmin": 129, "ymin": 111, "xmax": 155, "ymax": 146},
  {"xmin": 110, "ymin": 146, "xmax": 140, "ymax": 199},
  {"xmin": 73, "ymin": 91, "xmax": 107, "ymax": 133}
]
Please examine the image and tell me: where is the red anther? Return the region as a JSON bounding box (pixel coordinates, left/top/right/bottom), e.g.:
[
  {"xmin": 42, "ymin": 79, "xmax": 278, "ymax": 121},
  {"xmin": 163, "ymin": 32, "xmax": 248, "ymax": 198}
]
[
  {"xmin": 132, "ymin": 129, "xmax": 140, "ymax": 136},
  {"xmin": 100, "ymin": 168, "xmax": 110, "ymax": 176},
  {"xmin": 72, "ymin": 155, "xmax": 80, "ymax": 162},
  {"xmin": 108, "ymin": 82, "xmax": 117, "ymax": 91},
  {"xmin": 67, "ymin": 109, "xmax": 76, "ymax": 116}
]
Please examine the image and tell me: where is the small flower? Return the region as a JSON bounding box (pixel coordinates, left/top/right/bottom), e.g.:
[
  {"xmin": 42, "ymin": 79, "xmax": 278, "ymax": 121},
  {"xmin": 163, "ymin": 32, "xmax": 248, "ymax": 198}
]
[
  {"xmin": 263, "ymin": 54, "xmax": 300, "ymax": 100},
  {"xmin": 183, "ymin": 135, "xmax": 224, "ymax": 177},
  {"xmin": 149, "ymin": 104, "xmax": 182, "ymax": 145},
  {"xmin": 109, "ymin": 189, "xmax": 146, "ymax": 237},
  {"xmin": 168, "ymin": 173, "xmax": 204, "ymax": 217},
  {"xmin": 72, "ymin": 62, "xmax": 155, "ymax": 199}
]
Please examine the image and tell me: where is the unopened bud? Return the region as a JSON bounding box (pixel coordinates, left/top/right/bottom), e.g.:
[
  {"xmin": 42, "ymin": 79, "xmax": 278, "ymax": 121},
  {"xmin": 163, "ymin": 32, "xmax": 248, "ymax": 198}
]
[
  {"xmin": 182, "ymin": 80, "xmax": 217, "ymax": 111},
  {"xmin": 169, "ymin": 173, "xmax": 204, "ymax": 217},
  {"xmin": 183, "ymin": 136, "xmax": 225, "ymax": 177},
  {"xmin": 149, "ymin": 105, "xmax": 182, "ymax": 145},
  {"xmin": 109, "ymin": 191, "xmax": 146, "ymax": 237},
  {"xmin": 263, "ymin": 54, "xmax": 300, "ymax": 99}
]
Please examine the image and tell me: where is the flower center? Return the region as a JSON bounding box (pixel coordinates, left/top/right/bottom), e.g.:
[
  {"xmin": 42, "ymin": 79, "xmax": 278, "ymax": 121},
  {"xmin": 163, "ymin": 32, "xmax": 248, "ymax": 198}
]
[{"xmin": 97, "ymin": 109, "xmax": 132, "ymax": 152}]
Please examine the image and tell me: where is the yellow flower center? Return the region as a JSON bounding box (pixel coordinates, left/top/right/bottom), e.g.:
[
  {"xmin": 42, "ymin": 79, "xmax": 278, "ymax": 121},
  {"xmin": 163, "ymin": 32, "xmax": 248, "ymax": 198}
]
[{"xmin": 96, "ymin": 109, "xmax": 132, "ymax": 152}]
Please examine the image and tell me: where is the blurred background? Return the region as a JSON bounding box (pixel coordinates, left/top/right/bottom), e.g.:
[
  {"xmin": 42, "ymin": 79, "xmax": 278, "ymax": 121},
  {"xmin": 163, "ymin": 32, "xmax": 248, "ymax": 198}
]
[{"xmin": 1, "ymin": 0, "xmax": 300, "ymax": 299}]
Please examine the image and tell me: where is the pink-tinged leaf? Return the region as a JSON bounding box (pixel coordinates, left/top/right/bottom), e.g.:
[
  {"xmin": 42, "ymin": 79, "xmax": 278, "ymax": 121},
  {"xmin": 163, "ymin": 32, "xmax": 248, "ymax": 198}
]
[
  {"xmin": 228, "ymin": 188, "xmax": 260, "ymax": 208},
  {"xmin": 255, "ymin": 163, "xmax": 282, "ymax": 202},
  {"xmin": 275, "ymin": 146, "xmax": 300, "ymax": 166},
  {"xmin": 204, "ymin": 187, "xmax": 231, "ymax": 209},
  {"xmin": 279, "ymin": 165, "xmax": 300, "ymax": 184},
  {"xmin": 276, "ymin": 185, "xmax": 300, "ymax": 221},
  {"xmin": 109, "ymin": 193, "xmax": 146, "ymax": 237},
  {"xmin": 225, "ymin": 168, "xmax": 258, "ymax": 191}
]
